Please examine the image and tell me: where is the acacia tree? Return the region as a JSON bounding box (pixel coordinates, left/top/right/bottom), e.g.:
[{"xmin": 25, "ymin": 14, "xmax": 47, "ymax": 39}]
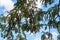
[{"xmin": 0, "ymin": 0, "xmax": 60, "ymax": 40}]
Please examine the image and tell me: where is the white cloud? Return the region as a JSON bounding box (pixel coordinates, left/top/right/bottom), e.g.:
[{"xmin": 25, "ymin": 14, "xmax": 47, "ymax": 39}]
[
  {"xmin": 0, "ymin": 0, "xmax": 14, "ymax": 10},
  {"xmin": 34, "ymin": 37, "xmax": 41, "ymax": 40},
  {"xmin": 52, "ymin": 32, "xmax": 59, "ymax": 36},
  {"xmin": 0, "ymin": 0, "xmax": 14, "ymax": 16},
  {"xmin": 51, "ymin": 32, "xmax": 59, "ymax": 40}
]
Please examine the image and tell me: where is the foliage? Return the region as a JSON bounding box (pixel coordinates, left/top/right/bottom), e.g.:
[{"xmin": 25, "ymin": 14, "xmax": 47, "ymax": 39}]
[{"xmin": 0, "ymin": 0, "xmax": 60, "ymax": 40}]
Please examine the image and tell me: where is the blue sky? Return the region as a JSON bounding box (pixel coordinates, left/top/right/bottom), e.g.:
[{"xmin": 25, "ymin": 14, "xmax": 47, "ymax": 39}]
[{"xmin": 0, "ymin": 0, "xmax": 59, "ymax": 40}]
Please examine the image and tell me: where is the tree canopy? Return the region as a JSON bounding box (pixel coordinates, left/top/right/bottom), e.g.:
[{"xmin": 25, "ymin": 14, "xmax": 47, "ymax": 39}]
[{"xmin": 0, "ymin": 0, "xmax": 60, "ymax": 40}]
